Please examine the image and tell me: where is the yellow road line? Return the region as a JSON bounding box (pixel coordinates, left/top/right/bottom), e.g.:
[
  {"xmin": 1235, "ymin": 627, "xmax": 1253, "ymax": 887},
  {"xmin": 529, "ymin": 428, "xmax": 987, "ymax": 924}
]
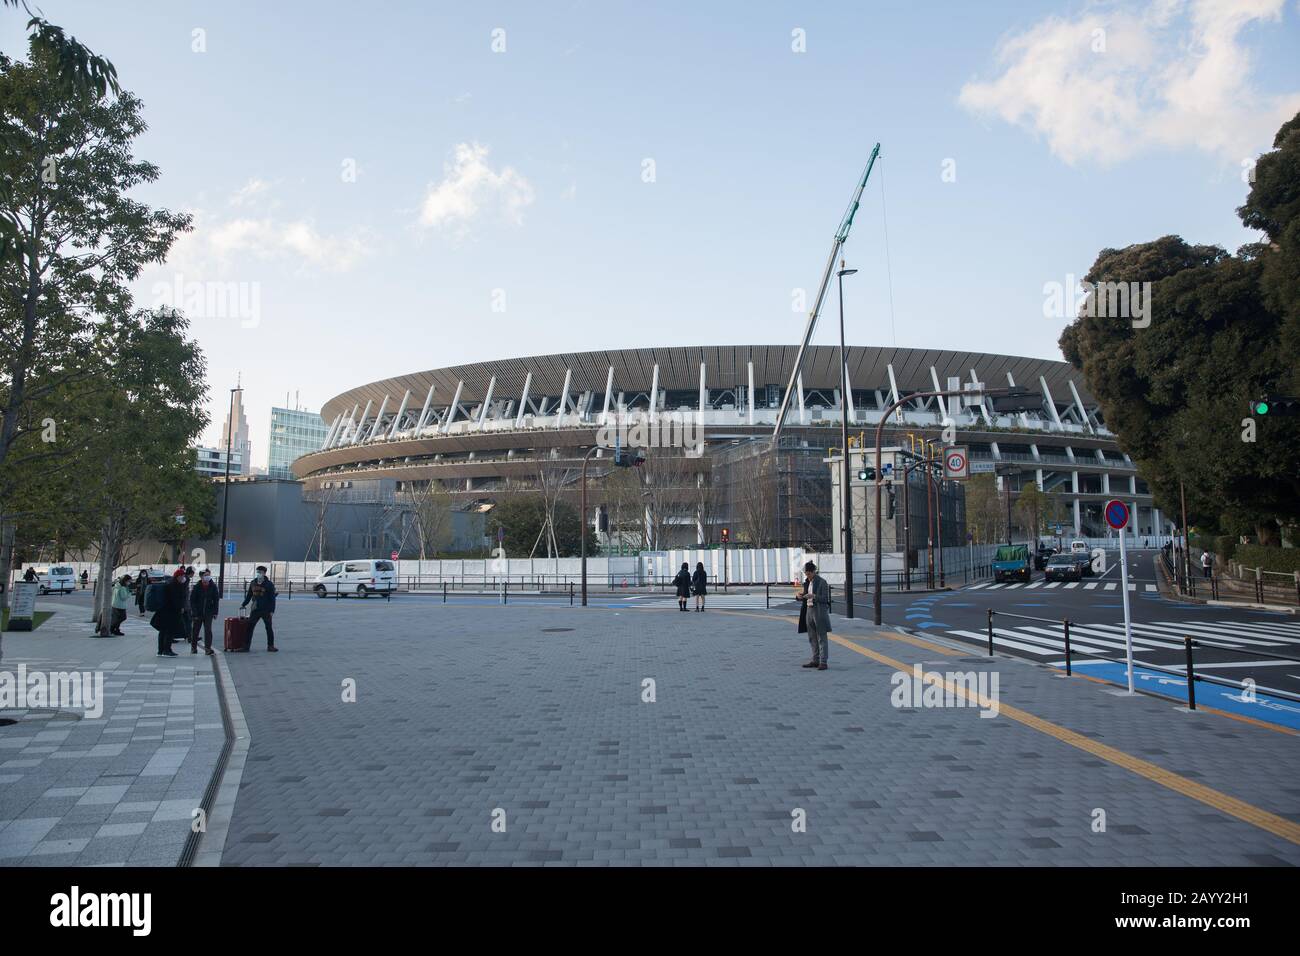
[{"xmin": 832, "ymin": 634, "xmax": 1300, "ymax": 846}]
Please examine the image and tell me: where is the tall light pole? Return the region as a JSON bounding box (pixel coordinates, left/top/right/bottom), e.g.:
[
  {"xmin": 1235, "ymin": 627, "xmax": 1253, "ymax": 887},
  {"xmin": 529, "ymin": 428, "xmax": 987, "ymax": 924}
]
[
  {"xmin": 579, "ymin": 445, "xmax": 602, "ymax": 607},
  {"xmin": 836, "ymin": 262, "xmax": 858, "ymax": 617},
  {"xmin": 217, "ymin": 385, "xmax": 242, "ymax": 598}
]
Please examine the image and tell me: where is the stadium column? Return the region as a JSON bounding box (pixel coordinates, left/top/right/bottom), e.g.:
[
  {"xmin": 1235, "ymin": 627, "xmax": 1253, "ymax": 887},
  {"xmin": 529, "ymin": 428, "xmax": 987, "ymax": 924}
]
[{"xmin": 387, "ymin": 390, "xmax": 412, "ymax": 440}]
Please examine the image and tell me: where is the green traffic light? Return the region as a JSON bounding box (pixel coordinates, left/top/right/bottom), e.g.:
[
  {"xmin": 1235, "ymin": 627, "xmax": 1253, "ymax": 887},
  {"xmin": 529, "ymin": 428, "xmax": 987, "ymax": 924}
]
[{"xmin": 1255, "ymin": 400, "xmax": 1270, "ymax": 415}]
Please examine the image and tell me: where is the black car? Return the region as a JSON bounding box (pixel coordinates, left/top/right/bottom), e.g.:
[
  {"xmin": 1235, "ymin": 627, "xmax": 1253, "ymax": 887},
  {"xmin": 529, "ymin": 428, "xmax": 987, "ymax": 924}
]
[
  {"xmin": 1034, "ymin": 546, "xmax": 1057, "ymax": 570},
  {"xmin": 1044, "ymin": 554, "xmax": 1083, "ymax": 582}
]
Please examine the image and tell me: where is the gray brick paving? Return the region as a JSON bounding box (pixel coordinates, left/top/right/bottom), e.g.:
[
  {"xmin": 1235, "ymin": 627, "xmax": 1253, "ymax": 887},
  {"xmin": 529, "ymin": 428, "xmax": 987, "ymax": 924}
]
[
  {"xmin": 211, "ymin": 595, "xmax": 1300, "ymax": 865},
  {"xmin": 0, "ymin": 599, "xmax": 224, "ymax": 865}
]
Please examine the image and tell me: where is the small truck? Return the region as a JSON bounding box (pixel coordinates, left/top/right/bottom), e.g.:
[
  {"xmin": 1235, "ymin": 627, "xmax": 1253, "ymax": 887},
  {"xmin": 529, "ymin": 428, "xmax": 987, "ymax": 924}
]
[{"xmin": 992, "ymin": 544, "xmax": 1032, "ymax": 583}]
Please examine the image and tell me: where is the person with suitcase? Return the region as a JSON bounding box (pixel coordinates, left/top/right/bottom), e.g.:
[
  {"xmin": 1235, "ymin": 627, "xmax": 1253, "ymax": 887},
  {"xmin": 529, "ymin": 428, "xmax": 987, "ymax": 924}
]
[
  {"xmin": 239, "ymin": 566, "xmax": 279, "ymax": 652},
  {"xmin": 189, "ymin": 569, "xmax": 220, "ymax": 655}
]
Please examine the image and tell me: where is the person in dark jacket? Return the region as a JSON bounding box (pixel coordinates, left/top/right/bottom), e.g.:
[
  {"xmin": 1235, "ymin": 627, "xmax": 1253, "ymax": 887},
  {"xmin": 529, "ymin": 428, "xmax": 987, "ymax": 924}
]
[
  {"xmin": 23, "ymin": 567, "xmax": 36, "ymax": 583},
  {"xmin": 796, "ymin": 561, "xmax": 832, "ymax": 670},
  {"xmin": 240, "ymin": 565, "xmax": 278, "ymax": 652},
  {"xmin": 672, "ymin": 562, "xmax": 692, "ymax": 612},
  {"xmin": 189, "ymin": 569, "xmax": 220, "ymax": 655},
  {"xmin": 691, "ymin": 562, "xmax": 708, "ymax": 612},
  {"xmin": 150, "ymin": 569, "xmax": 186, "ymax": 657},
  {"xmin": 135, "ymin": 571, "xmax": 148, "ymax": 615}
]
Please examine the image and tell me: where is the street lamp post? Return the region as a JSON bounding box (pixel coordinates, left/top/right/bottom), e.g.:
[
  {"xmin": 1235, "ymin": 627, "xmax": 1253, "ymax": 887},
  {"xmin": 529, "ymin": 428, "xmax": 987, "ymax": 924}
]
[
  {"xmin": 579, "ymin": 445, "xmax": 602, "ymax": 607},
  {"xmin": 836, "ymin": 262, "xmax": 858, "ymax": 617},
  {"xmin": 216, "ymin": 385, "xmax": 241, "ymax": 598}
]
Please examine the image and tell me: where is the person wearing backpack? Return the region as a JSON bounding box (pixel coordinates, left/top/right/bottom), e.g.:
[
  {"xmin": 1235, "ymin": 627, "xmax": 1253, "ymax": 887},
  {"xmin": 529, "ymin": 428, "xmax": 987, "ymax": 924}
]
[{"xmin": 240, "ymin": 566, "xmax": 279, "ymax": 652}]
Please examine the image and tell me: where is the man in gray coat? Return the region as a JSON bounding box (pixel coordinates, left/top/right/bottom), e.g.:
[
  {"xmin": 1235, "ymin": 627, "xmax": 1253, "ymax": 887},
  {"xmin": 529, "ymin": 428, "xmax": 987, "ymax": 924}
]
[{"xmin": 798, "ymin": 560, "xmax": 832, "ymax": 670}]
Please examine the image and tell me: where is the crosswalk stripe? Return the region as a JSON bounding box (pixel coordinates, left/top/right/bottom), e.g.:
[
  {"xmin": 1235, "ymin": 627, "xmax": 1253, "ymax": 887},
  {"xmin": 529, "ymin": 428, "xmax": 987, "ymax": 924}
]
[
  {"xmin": 1089, "ymin": 621, "xmax": 1275, "ymax": 649},
  {"xmin": 1032, "ymin": 623, "xmax": 1185, "ymax": 651},
  {"xmin": 1104, "ymin": 583, "xmax": 1117, "ymax": 591},
  {"xmin": 1219, "ymin": 620, "xmax": 1300, "ymax": 638},
  {"xmin": 1127, "ymin": 583, "xmax": 1137, "ymax": 591},
  {"xmin": 1160, "ymin": 621, "xmax": 1294, "ymax": 646},
  {"xmin": 1016, "ymin": 625, "xmax": 1129, "ymax": 654},
  {"xmin": 1063, "ymin": 582, "xmax": 1079, "ymax": 589},
  {"xmin": 1145, "ymin": 584, "xmax": 1157, "ymax": 592},
  {"xmin": 1025, "ymin": 582, "xmax": 1043, "ymax": 589},
  {"xmin": 986, "ymin": 583, "xmax": 1005, "ymax": 590},
  {"xmin": 1084, "ymin": 583, "xmax": 1099, "ymax": 590},
  {"xmin": 947, "ymin": 628, "xmax": 1055, "ymax": 656},
  {"xmin": 1044, "ymin": 582, "xmax": 1061, "ymax": 589},
  {"xmin": 968, "ymin": 583, "xmax": 990, "ymax": 590},
  {"xmin": 1005, "ymin": 583, "xmax": 1024, "ymax": 589}
]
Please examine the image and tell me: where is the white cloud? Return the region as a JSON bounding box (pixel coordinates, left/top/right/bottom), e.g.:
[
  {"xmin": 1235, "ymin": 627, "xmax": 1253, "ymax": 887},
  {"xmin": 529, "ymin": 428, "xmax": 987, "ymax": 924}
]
[
  {"xmin": 958, "ymin": 0, "xmax": 1300, "ymax": 165},
  {"xmin": 418, "ymin": 142, "xmax": 535, "ymax": 232},
  {"xmin": 229, "ymin": 177, "xmax": 271, "ymax": 207}
]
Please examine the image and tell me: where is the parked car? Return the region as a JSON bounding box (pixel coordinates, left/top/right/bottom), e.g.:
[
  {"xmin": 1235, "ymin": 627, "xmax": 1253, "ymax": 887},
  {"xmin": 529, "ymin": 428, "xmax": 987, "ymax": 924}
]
[
  {"xmin": 31, "ymin": 565, "xmax": 76, "ymax": 595},
  {"xmin": 312, "ymin": 559, "xmax": 398, "ymax": 598},
  {"xmin": 1044, "ymin": 554, "xmax": 1083, "ymax": 582},
  {"xmin": 992, "ymin": 545, "xmax": 1032, "ymax": 583}
]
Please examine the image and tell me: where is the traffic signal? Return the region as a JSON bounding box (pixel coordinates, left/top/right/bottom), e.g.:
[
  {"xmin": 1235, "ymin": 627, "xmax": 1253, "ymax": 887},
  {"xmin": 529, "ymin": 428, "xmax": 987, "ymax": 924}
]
[
  {"xmin": 720, "ymin": 527, "xmax": 729, "ymax": 543},
  {"xmin": 613, "ymin": 448, "xmax": 645, "ymax": 467},
  {"xmin": 857, "ymin": 467, "xmax": 875, "ymax": 481},
  {"xmin": 1251, "ymin": 396, "xmax": 1299, "ymax": 416}
]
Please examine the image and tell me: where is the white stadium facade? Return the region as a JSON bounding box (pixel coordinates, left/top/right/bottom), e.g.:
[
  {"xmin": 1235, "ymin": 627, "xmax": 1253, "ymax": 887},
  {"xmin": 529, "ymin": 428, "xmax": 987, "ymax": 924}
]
[{"xmin": 291, "ymin": 345, "xmax": 1171, "ymax": 550}]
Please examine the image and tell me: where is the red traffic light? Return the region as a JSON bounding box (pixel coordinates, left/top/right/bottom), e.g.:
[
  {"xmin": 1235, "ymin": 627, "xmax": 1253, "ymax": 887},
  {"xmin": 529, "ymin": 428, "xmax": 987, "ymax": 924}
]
[{"xmin": 721, "ymin": 528, "xmax": 730, "ymax": 542}]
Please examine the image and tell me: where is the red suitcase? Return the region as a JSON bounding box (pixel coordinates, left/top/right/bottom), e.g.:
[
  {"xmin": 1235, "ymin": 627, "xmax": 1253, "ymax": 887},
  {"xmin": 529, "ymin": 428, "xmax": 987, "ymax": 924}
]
[{"xmin": 223, "ymin": 611, "xmax": 251, "ymax": 652}]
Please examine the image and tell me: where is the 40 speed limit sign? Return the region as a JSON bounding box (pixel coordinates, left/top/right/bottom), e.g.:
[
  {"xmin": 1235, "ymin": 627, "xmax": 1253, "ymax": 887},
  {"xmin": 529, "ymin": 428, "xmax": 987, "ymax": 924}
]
[{"xmin": 943, "ymin": 446, "xmax": 970, "ymax": 479}]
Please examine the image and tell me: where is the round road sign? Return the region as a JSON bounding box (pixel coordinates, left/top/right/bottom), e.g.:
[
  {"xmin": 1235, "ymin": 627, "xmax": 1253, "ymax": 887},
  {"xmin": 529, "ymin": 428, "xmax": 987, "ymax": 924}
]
[
  {"xmin": 945, "ymin": 449, "xmax": 967, "ymax": 473},
  {"xmin": 1104, "ymin": 499, "xmax": 1130, "ymax": 530}
]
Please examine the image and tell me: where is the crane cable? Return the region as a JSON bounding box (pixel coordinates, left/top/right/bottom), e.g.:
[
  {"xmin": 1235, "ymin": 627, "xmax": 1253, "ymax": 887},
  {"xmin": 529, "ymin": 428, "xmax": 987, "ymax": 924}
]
[{"xmin": 879, "ymin": 160, "xmax": 898, "ymax": 349}]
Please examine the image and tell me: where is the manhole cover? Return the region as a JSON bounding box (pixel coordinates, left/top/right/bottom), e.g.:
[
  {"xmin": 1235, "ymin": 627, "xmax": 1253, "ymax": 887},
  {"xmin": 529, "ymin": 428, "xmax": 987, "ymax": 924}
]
[{"xmin": 541, "ymin": 628, "xmax": 574, "ymax": 633}]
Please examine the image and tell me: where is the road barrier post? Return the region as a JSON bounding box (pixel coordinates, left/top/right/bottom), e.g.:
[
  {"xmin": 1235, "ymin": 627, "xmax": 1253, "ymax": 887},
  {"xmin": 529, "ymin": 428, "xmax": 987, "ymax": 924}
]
[
  {"xmin": 1062, "ymin": 618, "xmax": 1072, "ymax": 676},
  {"xmin": 986, "ymin": 609, "xmax": 994, "ymax": 656},
  {"xmin": 569, "ymin": 582, "xmax": 574, "ymax": 606},
  {"xmin": 1183, "ymin": 637, "xmax": 1196, "ymax": 710},
  {"xmin": 442, "ymin": 581, "xmax": 447, "ymax": 604}
]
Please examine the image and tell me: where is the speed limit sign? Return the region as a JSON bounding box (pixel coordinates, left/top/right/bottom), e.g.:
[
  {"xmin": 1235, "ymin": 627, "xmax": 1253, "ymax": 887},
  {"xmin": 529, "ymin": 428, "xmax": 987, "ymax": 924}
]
[{"xmin": 943, "ymin": 446, "xmax": 970, "ymax": 479}]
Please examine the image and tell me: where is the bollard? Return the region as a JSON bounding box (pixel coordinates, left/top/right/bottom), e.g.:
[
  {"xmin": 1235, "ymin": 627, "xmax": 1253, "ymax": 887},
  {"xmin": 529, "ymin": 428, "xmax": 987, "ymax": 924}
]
[
  {"xmin": 569, "ymin": 582, "xmax": 574, "ymax": 606},
  {"xmin": 986, "ymin": 609, "xmax": 994, "ymax": 656},
  {"xmin": 1062, "ymin": 618, "xmax": 1072, "ymax": 676},
  {"xmin": 502, "ymin": 580, "xmax": 508, "ymax": 606},
  {"xmin": 442, "ymin": 581, "xmax": 447, "ymax": 604},
  {"xmin": 1183, "ymin": 636, "xmax": 1196, "ymax": 710},
  {"xmin": 765, "ymin": 583, "xmax": 770, "ymax": 609}
]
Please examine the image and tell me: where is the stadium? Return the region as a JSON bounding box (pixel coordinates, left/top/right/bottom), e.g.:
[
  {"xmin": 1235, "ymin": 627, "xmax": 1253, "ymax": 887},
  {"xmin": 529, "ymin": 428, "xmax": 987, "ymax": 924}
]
[{"xmin": 291, "ymin": 345, "xmax": 1170, "ymax": 551}]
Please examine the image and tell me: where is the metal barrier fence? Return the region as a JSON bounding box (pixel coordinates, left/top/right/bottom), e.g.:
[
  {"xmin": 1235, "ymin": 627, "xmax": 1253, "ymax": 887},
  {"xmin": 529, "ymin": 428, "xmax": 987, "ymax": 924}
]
[{"xmin": 985, "ymin": 608, "xmax": 1300, "ymax": 708}]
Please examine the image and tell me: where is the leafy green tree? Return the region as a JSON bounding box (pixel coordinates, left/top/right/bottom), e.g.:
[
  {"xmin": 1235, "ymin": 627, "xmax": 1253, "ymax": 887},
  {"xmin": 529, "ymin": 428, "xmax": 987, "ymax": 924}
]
[
  {"xmin": 489, "ymin": 493, "xmax": 582, "ymax": 557},
  {"xmin": 1059, "ymin": 112, "xmax": 1300, "ymax": 546},
  {"xmin": 0, "ymin": 40, "xmax": 190, "ymax": 599}
]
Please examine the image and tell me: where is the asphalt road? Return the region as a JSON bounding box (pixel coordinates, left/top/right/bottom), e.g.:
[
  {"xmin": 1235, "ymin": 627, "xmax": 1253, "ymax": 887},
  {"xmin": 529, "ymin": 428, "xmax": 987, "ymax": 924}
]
[{"xmin": 875, "ymin": 549, "xmax": 1300, "ymax": 702}]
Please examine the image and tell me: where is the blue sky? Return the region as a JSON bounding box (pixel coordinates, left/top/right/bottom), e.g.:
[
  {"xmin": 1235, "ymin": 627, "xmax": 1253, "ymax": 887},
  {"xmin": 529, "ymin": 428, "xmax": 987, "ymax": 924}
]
[{"xmin": 4, "ymin": 0, "xmax": 1299, "ymax": 465}]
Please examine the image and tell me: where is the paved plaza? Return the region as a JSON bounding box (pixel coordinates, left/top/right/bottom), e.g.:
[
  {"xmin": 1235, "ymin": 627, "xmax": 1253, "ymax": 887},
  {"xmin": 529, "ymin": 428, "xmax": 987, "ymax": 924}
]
[
  {"xmin": 3, "ymin": 591, "xmax": 1298, "ymax": 866},
  {"xmin": 0, "ymin": 603, "xmax": 224, "ymax": 865}
]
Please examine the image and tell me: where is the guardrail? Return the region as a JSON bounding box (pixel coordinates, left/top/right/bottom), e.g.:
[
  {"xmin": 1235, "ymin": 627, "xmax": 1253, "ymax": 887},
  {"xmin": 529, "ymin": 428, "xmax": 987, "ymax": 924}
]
[{"xmin": 986, "ymin": 607, "xmax": 1300, "ymax": 708}]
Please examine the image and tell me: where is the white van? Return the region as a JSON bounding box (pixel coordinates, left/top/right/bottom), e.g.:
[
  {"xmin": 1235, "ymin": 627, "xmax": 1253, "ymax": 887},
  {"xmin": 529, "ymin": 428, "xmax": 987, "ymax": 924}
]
[
  {"xmin": 312, "ymin": 559, "xmax": 398, "ymax": 598},
  {"xmin": 1069, "ymin": 540, "xmax": 1090, "ymax": 555},
  {"xmin": 32, "ymin": 565, "xmax": 76, "ymax": 595}
]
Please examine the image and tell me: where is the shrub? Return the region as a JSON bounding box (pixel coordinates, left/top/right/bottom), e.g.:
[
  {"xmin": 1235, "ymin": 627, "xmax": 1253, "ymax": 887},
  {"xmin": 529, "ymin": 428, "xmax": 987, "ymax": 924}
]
[{"xmin": 1233, "ymin": 545, "xmax": 1300, "ymax": 575}]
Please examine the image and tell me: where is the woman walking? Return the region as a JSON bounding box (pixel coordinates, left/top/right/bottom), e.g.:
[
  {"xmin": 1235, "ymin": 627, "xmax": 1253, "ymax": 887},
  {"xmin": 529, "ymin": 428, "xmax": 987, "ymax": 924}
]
[
  {"xmin": 673, "ymin": 562, "xmax": 692, "ymax": 612},
  {"xmin": 691, "ymin": 561, "xmax": 708, "ymax": 612}
]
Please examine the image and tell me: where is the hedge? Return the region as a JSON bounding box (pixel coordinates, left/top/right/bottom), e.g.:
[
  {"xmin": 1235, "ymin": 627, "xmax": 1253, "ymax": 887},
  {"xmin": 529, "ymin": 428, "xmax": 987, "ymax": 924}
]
[
  {"xmin": 1233, "ymin": 545, "xmax": 1300, "ymax": 575},
  {"xmin": 1213, "ymin": 535, "xmax": 1238, "ymax": 563}
]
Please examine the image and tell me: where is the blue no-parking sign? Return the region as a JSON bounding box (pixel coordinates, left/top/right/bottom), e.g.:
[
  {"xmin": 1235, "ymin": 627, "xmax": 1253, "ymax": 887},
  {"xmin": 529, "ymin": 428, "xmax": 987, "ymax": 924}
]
[
  {"xmin": 226, "ymin": 540, "xmax": 236, "ymax": 557},
  {"xmin": 1104, "ymin": 499, "xmax": 1129, "ymax": 530}
]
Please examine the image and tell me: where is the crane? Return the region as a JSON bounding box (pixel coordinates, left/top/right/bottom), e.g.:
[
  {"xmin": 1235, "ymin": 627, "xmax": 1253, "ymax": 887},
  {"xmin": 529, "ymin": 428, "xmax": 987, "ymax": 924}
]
[{"xmin": 771, "ymin": 143, "xmax": 881, "ymax": 443}]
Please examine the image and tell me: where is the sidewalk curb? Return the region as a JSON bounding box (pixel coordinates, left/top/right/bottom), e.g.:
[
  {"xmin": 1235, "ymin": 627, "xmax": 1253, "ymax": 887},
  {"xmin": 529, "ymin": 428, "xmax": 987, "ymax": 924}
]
[{"xmin": 185, "ymin": 649, "xmax": 250, "ymax": 867}]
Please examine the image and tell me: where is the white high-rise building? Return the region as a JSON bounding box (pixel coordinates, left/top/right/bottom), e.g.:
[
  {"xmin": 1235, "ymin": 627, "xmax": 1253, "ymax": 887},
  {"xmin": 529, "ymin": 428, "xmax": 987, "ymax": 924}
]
[{"xmin": 219, "ymin": 390, "xmax": 252, "ymax": 476}]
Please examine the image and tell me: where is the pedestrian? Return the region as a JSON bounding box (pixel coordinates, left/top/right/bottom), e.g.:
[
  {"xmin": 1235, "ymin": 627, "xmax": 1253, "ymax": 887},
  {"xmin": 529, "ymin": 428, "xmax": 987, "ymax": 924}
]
[
  {"xmin": 150, "ymin": 569, "xmax": 186, "ymax": 657},
  {"xmin": 135, "ymin": 571, "xmax": 148, "ymax": 616},
  {"xmin": 1201, "ymin": 550, "xmax": 1212, "ymax": 579},
  {"xmin": 240, "ymin": 565, "xmax": 279, "ymax": 652},
  {"xmin": 796, "ymin": 560, "xmax": 831, "ymax": 671},
  {"xmin": 691, "ymin": 562, "xmax": 708, "ymax": 612},
  {"xmin": 22, "ymin": 567, "xmax": 36, "ymax": 583},
  {"xmin": 110, "ymin": 576, "xmax": 132, "ymax": 636},
  {"xmin": 672, "ymin": 562, "xmax": 692, "ymax": 612},
  {"xmin": 189, "ymin": 568, "xmax": 219, "ymax": 656},
  {"xmin": 80, "ymin": 569, "xmax": 88, "ymax": 589},
  {"xmin": 180, "ymin": 566, "xmax": 195, "ymax": 644}
]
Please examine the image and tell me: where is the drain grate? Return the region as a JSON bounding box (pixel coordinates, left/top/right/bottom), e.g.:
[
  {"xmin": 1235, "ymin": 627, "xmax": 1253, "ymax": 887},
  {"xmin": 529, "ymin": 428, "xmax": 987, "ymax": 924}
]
[{"xmin": 541, "ymin": 627, "xmax": 574, "ymax": 633}]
